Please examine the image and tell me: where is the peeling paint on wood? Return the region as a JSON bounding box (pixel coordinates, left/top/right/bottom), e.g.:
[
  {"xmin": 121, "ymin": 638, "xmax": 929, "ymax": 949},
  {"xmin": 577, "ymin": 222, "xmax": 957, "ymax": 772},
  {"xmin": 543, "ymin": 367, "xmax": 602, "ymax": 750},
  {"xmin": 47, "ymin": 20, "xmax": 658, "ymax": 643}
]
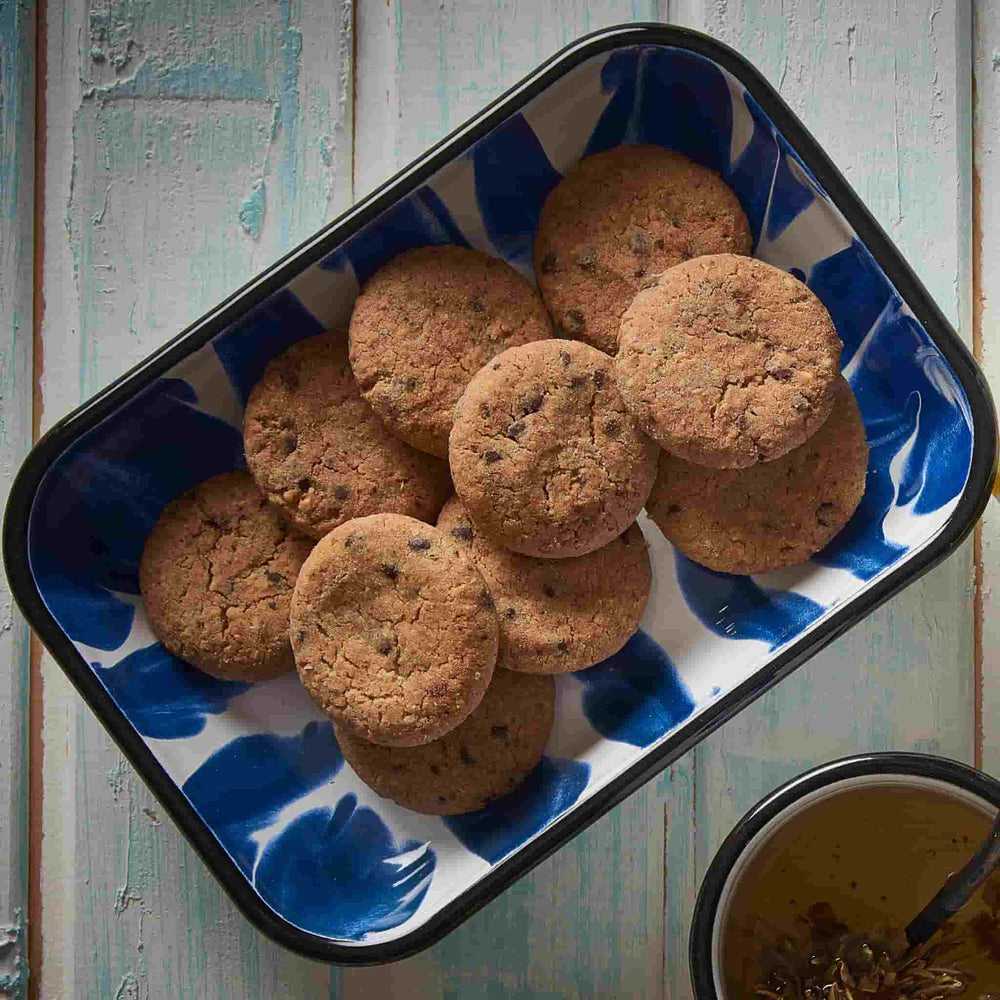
[{"xmin": 0, "ymin": 0, "xmax": 35, "ymax": 996}]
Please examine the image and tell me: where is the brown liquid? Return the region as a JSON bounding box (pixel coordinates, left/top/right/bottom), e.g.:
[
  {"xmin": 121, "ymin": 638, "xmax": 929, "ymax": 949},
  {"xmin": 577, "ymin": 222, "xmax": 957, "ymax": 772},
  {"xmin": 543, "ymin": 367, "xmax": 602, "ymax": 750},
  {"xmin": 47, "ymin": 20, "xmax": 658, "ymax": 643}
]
[{"xmin": 722, "ymin": 784, "xmax": 1000, "ymax": 997}]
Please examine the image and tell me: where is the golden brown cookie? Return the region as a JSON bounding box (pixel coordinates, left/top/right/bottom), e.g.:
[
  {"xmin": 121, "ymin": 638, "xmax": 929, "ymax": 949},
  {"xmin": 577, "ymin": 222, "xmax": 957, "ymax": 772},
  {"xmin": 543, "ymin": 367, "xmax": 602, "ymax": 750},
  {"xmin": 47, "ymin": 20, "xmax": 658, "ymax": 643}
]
[
  {"xmin": 290, "ymin": 513, "xmax": 498, "ymax": 747},
  {"xmin": 437, "ymin": 495, "xmax": 650, "ymax": 673},
  {"xmin": 615, "ymin": 254, "xmax": 843, "ymax": 469},
  {"xmin": 646, "ymin": 376, "xmax": 868, "ymax": 574},
  {"xmin": 243, "ymin": 331, "xmax": 451, "ymax": 540},
  {"xmin": 348, "ymin": 245, "xmax": 553, "ymax": 457},
  {"xmin": 336, "ymin": 669, "xmax": 554, "ymax": 815},
  {"xmin": 534, "ymin": 145, "xmax": 752, "ymax": 354},
  {"xmin": 449, "ymin": 339, "xmax": 659, "ymax": 558},
  {"xmin": 139, "ymin": 470, "xmax": 314, "ymax": 681}
]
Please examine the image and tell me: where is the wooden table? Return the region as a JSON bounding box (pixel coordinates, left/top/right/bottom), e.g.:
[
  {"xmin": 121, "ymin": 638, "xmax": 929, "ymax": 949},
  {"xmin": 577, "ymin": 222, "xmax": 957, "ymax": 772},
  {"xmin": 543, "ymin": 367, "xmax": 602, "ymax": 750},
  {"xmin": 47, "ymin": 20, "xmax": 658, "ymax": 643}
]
[{"xmin": 2, "ymin": 1, "xmax": 998, "ymax": 996}]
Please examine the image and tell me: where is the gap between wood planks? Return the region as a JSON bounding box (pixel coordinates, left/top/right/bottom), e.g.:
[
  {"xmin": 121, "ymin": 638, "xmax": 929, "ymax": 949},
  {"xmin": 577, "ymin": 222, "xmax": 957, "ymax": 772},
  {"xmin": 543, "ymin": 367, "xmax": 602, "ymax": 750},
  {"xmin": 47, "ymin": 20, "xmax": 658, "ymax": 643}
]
[{"xmin": 28, "ymin": 0, "xmax": 47, "ymax": 994}]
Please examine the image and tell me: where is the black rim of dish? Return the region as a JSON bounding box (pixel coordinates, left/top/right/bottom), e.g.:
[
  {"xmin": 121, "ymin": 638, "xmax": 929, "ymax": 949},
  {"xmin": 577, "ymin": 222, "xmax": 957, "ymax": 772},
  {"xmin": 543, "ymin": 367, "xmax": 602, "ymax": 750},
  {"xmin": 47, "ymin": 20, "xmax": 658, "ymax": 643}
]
[
  {"xmin": 4, "ymin": 23, "xmax": 997, "ymax": 966},
  {"xmin": 687, "ymin": 752, "xmax": 1000, "ymax": 998}
]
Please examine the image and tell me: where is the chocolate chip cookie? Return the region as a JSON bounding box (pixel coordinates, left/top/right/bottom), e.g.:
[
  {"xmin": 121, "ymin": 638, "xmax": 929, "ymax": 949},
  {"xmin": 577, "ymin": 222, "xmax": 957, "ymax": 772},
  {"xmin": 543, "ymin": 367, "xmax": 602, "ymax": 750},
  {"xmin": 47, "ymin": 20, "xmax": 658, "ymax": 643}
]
[
  {"xmin": 646, "ymin": 376, "xmax": 868, "ymax": 574},
  {"xmin": 336, "ymin": 668, "xmax": 554, "ymax": 815},
  {"xmin": 349, "ymin": 245, "xmax": 553, "ymax": 457},
  {"xmin": 535, "ymin": 145, "xmax": 752, "ymax": 354},
  {"xmin": 244, "ymin": 331, "xmax": 451, "ymax": 540},
  {"xmin": 449, "ymin": 339, "xmax": 659, "ymax": 558},
  {"xmin": 139, "ymin": 470, "xmax": 314, "ymax": 681},
  {"xmin": 615, "ymin": 254, "xmax": 843, "ymax": 468},
  {"xmin": 290, "ymin": 513, "xmax": 498, "ymax": 747},
  {"xmin": 438, "ymin": 495, "xmax": 651, "ymax": 672}
]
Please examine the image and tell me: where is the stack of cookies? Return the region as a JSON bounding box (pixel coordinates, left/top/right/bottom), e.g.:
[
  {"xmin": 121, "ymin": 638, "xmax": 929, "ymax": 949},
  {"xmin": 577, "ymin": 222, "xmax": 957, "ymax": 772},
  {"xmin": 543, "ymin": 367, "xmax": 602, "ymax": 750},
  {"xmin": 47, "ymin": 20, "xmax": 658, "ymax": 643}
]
[{"xmin": 139, "ymin": 143, "xmax": 868, "ymax": 817}]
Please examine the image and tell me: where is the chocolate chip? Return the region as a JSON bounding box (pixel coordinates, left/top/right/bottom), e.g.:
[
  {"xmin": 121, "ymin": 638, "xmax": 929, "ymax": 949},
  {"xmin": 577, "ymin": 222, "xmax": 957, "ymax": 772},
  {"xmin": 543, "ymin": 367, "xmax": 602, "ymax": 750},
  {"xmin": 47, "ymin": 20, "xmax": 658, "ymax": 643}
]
[
  {"xmin": 297, "ymin": 477, "xmax": 311, "ymax": 491},
  {"xmin": 603, "ymin": 418, "xmax": 620, "ymax": 438},
  {"xmin": 484, "ymin": 450, "xmax": 502, "ymax": 464},
  {"xmin": 430, "ymin": 765, "xmax": 441, "ymax": 775},
  {"xmin": 381, "ymin": 563, "xmax": 399, "ymax": 581},
  {"xmin": 479, "ymin": 402, "xmax": 491, "ymax": 418},
  {"xmin": 654, "ymin": 237, "xmax": 665, "ymax": 249},
  {"xmin": 408, "ymin": 537, "xmax": 431, "ymax": 551},
  {"xmin": 816, "ymin": 502, "xmax": 837, "ymax": 527},
  {"xmin": 575, "ymin": 250, "xmax": 596, "ymax": 273},
  {"xmin": 570, "ymin": 375, "xmax": 587, "ymax": 388},
  {"xmin": 282, "ymin": 432, "xmax": 298, "ymax": 454},
  {"xmin": 539, "ymin": 251, "xmax": 558, "ymax": 274},
  {"xmin": 557, "ymin": 640, "xmax": 569, "ymax": 654},
  {"xmin": 633, "ymin": 265, "xmax": 647, "ymax": 278},
  {"xmin": 450, "ymin": 526, "xmax": 474, "ymax": 541},
  {"xmin": 267, "ymin": 600, "xmax": 277, "ymax": 611},
  {"xmin": 791, "ymin": 394, "xmax": 811, "ymax": 412},
  {"xmin": 631, "ymin": 232, "xmax": 651, "ymax": 256},
  {"xmin": 560, "ymin": 350, "xmax": 571, "ymax": 367},
  {"xmin": 543, "ymin": 584, "xmax": 556, "ymax": 598},
  {"xmin": 492, "ymin": 362, "xmax": 501, "ymax": 371},
  {"xmin": 333, "ymin": 485, "xmax": 348, "ymax": 500},
  {"xmin": 491, "ymin": 725, "xmax": 508, "ymax": 739},
  {"xmin": 562, "ymin": 310, "xmax": 586, "ymax": 335},
  {"xmin": 507, "ymin": 420, "xmax": 525, "ymax": 440},
  {"xmin": 469, "ymin": 296, "xmax": 486, "ymax": 313},
  {"xmin": 504, "ymin": 607, "xmax": 516, "ymax": 619},
  {"xmin": 667, "ymin": 504, "xmax": 681, "ymax": 515},
  {"xmin": 521, "ymin": 393, "xmax": 543, "ymax": 416},
  {"xmin": 593, "ymin": 369, "xmax": 607, "ymax": 389},
  {"xmin": 478, "ymin": 590, "xmax": 495, "ymax": 611},
  {"xmin": 460, "ymin": 745, "xmax": 476, "ymax": 765},
  {"xmin": 768, "ymin": 367, "xmax": 793, "ymax": 381},
  {"xmin": 265, "ymin": 570, "xmax": 283, "ymax": 584},
  {"xmin": 404, "ymin": 377, "xmax": 417, "ymax": 391},
  {"xmin": 377, "ymin": 640, "xmax": 392, "ymax": 655}
]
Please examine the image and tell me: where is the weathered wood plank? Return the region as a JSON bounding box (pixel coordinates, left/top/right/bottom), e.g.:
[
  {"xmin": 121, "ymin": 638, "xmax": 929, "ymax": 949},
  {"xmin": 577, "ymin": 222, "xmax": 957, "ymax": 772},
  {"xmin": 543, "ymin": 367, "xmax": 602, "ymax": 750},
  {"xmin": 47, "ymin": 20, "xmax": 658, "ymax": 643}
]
[
  {"xmin": 0, "ymin": 1, "xmax": 35, "ymax": 996},
  {"xmin": 973, "ymin": 0, "xmax": 1000, "ymax": 774},
  {"xmin": 691, "ymin": 0, "xmax": 976, "ymax": 993},
  {"xmin": 37, "ymin": 0, "xmax": 351, "ymax": 996}
]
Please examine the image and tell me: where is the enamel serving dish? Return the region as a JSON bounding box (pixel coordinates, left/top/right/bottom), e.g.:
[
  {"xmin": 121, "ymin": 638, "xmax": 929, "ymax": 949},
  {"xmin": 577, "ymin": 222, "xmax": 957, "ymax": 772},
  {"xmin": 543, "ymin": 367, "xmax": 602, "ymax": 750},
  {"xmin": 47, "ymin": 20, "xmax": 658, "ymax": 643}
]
[{"xmin": 4, "ymin": 24, "xmax": 995, "ymax": 964}]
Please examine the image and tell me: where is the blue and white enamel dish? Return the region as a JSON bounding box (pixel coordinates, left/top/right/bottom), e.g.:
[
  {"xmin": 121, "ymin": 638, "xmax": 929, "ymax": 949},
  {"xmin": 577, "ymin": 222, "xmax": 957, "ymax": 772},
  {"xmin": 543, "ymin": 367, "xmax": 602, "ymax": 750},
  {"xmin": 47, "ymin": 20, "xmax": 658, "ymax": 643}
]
[{"xmin": 5, "ymin": 25, "xmax": 996, "ymax": 964}]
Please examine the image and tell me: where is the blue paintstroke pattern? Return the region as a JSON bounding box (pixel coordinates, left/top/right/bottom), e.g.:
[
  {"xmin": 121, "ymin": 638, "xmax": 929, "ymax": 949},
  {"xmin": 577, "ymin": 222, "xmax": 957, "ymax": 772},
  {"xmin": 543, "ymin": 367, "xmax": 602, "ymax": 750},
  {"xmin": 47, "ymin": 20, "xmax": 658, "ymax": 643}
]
[
  {"xmin": 575, "ymin": 630, "xmax": 696, "ymax": 748},
  {"xmin": 445, "ymin": 757, "xmax": 590, "ymax": 865},
  {"xmin": 96, "ymin": 643, "xmax": 250, "ymax": 740},
  {"xmin": 318, "ymin": 186, "xmax": 469, "ymax": 286},
  {"xmin": 183, "ymin": 721, "xmax": 343, "ymax": 875},
  {"xmin": 24, "ymin": 42, "xmax": 980, "ymax": 945},
  {"xmin": 255, "ymin": 795, "xmax": 436, "ymax": 940},
  {"xmin": 675, "ymin": 554, "xmax": 826, "ymax": 651}
]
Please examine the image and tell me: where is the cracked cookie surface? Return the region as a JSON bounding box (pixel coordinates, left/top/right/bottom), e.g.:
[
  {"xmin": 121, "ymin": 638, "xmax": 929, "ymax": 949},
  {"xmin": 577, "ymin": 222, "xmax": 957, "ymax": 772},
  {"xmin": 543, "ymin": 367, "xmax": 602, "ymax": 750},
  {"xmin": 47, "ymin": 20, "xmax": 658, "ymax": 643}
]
[
  {"xmin": 534, "ymin": 145, "xmax": 752, "ymax": 355},
  {"xmin": 438, "ymin": 495, "xmax": 650, "ymax": 673},
  {"xmin": 244, "ymin": 330, "xmax": 451, "ymax": 539},
  {"xmin": 615, "ymin": 254, "xmax": 843, "ymax": 468},
  {"xmin": 139, "ymin": 470, "xmax": 315, "ymax": 681},
  {"xmin": 290, "ymin": 513, "xmax": 498, "ymax": 747},
  {"xmin": 349, "ymin": 245, "xmax": 553, "ymax": 458},
  {"xmin": 646, "ymin": 376, "xmax": 868, "ymax": 574},
  {"xmin": 449, "ymin": 339, "xmax": 659, "ymax": 558},
  {"xmin": 335, "ymin": 668, "xmax": 554, "ymax": 815}
]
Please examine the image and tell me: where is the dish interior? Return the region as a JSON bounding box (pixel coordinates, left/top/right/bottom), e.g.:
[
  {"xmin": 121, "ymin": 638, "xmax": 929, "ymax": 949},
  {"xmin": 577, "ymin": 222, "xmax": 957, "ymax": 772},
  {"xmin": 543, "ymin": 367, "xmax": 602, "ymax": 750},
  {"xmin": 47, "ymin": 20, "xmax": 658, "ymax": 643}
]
[{"xmin": 26, "ymin": 43, "xmax": 975, "ymax": 945}]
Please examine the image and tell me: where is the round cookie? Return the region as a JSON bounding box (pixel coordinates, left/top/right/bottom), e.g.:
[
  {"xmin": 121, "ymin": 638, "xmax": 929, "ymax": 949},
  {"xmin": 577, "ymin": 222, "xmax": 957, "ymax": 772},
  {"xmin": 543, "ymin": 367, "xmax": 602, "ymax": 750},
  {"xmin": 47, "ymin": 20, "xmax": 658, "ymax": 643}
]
[
  {"xmin": 349, "ymin": 245, "xmax": 553, "ymax": 458},
  {"xmin": 615, "ymin": 254, "xmax": 843, "ymax": 469},
  {"xmin": 244, "ymin": 331, "xmax": 451, "ymax": 540},
  {"xmin": 139, "ymin": 470, "xmax": 314, "ymax": 681},
  {"xmin": 290, "ymin": 513, "xmax": 498, "ymax": 747},
  {"xmin": 449, "ymin": 339, "xmax": 659, "ymax": 558},
  {"xmin": 534, "ymin": 145, "xmax": 752, "ymax": 354},
  {"xmin": 336, "ymin": 669, "xmax": 555, "ymax": 815},
  {"xmin": 437, "ymin": 495, "xmax": 651, "ymax": 673},
  {"xmin": 646, "ymin": 376, "xmax": 868, "ymax": 575}
]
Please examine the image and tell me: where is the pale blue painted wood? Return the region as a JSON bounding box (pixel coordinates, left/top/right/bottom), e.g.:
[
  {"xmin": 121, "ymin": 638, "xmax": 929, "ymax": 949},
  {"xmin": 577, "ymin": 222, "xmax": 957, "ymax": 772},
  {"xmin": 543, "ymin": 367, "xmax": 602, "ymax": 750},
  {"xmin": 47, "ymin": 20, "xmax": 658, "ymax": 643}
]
[{"xmin": 0, "ymin": 1, "xmax": 35, "ymax": 996}]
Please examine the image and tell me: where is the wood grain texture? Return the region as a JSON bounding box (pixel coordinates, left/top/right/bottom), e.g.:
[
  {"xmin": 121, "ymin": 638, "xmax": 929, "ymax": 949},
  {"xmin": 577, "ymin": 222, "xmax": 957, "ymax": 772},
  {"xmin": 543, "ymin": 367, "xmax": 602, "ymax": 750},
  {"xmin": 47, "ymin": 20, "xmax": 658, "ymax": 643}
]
[
  {"xmin": 0, "ymin": 1, "xmax": 34, "ymax": 996},
  {"xmin": 974, "ymin": 0, "xmax": 1000, "ymax": 774},
  {"xmin": 37, "ymin": 1, "xmax": 350, "ymax": 996}
]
